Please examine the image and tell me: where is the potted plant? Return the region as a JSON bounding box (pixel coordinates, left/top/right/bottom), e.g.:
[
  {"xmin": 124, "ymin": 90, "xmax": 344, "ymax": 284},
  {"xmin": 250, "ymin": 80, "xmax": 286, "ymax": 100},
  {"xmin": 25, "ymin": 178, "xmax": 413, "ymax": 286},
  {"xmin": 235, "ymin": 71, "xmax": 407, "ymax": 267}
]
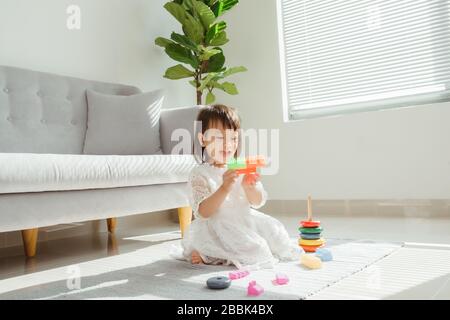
[{"xmin": 155, "ymin": 0, "xmax": 247, "ymax": 105}]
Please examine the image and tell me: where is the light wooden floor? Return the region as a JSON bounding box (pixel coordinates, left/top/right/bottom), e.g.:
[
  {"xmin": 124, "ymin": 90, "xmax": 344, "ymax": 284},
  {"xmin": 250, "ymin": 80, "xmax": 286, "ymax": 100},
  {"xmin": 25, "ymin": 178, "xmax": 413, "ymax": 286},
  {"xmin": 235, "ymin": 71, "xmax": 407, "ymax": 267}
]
[{"xmin": 0, "ymin": 213, "xmax": 449, "ymax": 299}]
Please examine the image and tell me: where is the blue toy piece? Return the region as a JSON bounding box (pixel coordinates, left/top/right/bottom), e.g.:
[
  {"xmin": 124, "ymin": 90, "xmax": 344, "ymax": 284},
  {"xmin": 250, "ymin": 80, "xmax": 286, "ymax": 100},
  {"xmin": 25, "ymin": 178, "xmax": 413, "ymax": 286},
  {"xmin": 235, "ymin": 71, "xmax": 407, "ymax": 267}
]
[
  {"xmin": 206, "ymin": 276, "xmax": 231, "ymax": 289},
  {"xmin": 300, "ymin": 233, "xmax": 321, "ymax": 240},
  {"xmin": 315, "ymin": 248, "xmax": 333, "ymax": 262}
]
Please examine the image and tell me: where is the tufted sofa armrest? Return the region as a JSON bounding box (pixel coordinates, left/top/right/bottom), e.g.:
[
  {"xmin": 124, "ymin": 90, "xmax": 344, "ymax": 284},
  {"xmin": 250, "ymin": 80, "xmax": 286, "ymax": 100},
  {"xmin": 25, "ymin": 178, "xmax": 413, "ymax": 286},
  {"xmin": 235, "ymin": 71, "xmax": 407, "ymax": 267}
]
[{"xmin": 159, "ymin": 106, "xmax": 201, "ymax": 155}]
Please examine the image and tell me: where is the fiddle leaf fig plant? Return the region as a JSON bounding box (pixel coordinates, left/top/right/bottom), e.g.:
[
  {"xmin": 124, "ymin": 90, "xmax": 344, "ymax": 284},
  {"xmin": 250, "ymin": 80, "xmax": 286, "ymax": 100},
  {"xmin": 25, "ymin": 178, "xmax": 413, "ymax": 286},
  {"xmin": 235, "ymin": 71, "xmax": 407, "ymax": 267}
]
[{"xmin": 155, "ymin": 0, "xmax": 247, "ymax": 105}]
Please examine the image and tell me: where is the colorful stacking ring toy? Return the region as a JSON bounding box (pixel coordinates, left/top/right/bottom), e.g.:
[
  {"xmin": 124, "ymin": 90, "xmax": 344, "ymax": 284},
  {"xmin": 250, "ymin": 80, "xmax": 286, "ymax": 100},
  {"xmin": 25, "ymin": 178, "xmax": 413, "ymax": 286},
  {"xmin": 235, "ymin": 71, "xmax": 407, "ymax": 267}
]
[{"xmin": 298, "ymin": 196, "xmax": 325, "ymax": 253}]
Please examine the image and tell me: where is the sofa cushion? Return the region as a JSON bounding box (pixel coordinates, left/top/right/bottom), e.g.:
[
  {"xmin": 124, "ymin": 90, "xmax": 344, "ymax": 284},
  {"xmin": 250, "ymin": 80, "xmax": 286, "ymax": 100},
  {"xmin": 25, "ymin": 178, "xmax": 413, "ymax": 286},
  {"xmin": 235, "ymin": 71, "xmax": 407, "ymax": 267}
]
[
  {"xmin": 84, "ymin": 89, "xmax": 163, "ymax": 155},
  {"xmin": 160, "ymin": 106, "xmax": 202, "ymax": 154},
  {"xmin": 0, "ymin": 153, "xmax": 197, "ymax": 194}
]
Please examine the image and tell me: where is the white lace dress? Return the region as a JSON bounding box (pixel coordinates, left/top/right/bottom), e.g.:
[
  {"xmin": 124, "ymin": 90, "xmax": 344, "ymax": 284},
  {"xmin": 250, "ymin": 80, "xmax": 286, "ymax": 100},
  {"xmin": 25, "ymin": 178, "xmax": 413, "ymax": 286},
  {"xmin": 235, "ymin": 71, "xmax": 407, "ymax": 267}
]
[{"xmin": 180, "ymin": 163, "xmax": 302, "ymax": 269}]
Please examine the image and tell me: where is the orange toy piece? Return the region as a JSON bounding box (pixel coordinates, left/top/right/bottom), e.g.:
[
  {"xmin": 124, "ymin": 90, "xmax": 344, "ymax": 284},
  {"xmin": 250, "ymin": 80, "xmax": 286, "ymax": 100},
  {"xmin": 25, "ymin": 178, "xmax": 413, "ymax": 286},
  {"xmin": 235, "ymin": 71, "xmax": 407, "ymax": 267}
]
[
  {"xmin": 227, "ymin": 156, "xmax": 266, "ymax": 175},
  {"xmin": 300, "ymin": 220, "xmax": 321, "ymax": 228},
  {"xmin": 301, "ymin": 245, "xmax": 324, "ymax": 253}
]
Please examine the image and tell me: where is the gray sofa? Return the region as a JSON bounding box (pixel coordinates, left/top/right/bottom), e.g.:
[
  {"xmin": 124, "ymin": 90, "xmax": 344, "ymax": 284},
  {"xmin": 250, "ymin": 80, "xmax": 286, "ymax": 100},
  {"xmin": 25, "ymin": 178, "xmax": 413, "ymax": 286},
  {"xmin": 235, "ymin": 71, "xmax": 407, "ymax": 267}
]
[{"xmin": 0, "ymin": 65, "xmax": 199, "ymax": 257}]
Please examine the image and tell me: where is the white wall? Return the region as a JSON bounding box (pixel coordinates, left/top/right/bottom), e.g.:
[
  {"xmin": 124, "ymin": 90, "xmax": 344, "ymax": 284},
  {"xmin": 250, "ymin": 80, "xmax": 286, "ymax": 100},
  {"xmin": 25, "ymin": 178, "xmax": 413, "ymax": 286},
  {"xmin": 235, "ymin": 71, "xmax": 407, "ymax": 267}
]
[
  {"xmin": 0, "ymin": 0, "xmax": 195, "ymax": 108},
  {"xmin": 216, "ymin": 0, "xmax": 450, "ymax": 200},
  {"xmin": 1, "ymin": 0, "xmax": 449, "ymax": 200}
]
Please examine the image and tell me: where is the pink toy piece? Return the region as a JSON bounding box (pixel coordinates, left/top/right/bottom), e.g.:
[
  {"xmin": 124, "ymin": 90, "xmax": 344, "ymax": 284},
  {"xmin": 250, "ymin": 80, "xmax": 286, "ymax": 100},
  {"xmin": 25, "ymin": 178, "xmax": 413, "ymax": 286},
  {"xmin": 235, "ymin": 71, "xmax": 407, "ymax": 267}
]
[
  {"xmin": 272, "ymin": 273, "xmax": 289, "ymax": 285},
  {"xmin": 247, "ymin": 280, "xmax": 264, "ymax": 296},
  {"xmin": 229, "ymin": 269, "xmax": 250, "ymax": 280}
]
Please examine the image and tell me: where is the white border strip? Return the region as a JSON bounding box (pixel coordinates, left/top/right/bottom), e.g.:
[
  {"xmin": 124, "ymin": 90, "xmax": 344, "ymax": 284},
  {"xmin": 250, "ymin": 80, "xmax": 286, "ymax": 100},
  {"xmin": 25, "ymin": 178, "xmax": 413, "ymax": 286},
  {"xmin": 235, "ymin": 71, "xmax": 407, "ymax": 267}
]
[{"xmin": 404, "ymin": 242, "xmax": 450, "ymax": 250}]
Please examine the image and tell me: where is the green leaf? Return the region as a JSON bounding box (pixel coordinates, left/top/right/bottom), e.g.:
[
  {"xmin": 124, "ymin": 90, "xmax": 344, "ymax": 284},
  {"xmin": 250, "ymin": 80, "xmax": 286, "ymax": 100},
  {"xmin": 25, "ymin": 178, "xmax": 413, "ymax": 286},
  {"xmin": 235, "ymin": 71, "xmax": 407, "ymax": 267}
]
[
  {"xmin": 206, "ymin": 91, "xmax": 216, "ymax": 104},
  {"xmin": 192, "ymin": 1, "xmax": 216, "ymax": 29},
  {"xmin": 210, "ymin": 81, "xmax": 238, "ymax": 94},
  {"xmin": 207, "ymin": 66, "xmax": 246, "ymax": 82},
  {"xmin": 170, "ymin": 32, "xmax": 198, "ymax": 52},
  {"xmin": 199, "ymin": 72, "xmax": 217, "ymax": 91},
  {"xmin": 165, "ymin": 43, "xmax": 199, "ymax": 68},
  {"xmin": 182, "ymin": 13, "xmax": 204, "ymax": 44},
  {"xmin": 155, "ymin": 37, "xmax": 174, "ymax": 48},
  {"xmin": 209, "ymin": 31, "xmax": 229, "ymax": 46},
  {"xmin": 189, "ymin": 80, "xmax": 198, "ymax": 88},
  {"xmin": 183, "ymin": 0, "xmax": 195, "ymax": 8},
  {"xmin": 207, "ymin": 49, "xmax": 225, "ymax": 72},
  {"xmin": 205, "ymin": 21, "xmax": 227, "ymax": 45},
  {"xmin": 219, "ymin": 82, "xmax": 238, "ymax": 94},
  {"xmin": 164, "ymin": 2, "xmax": 187, "ymax": 25},
  {"xmin": 211, "ymin": 0, "xmax": 239, "ymax": 17},
  {"xmin": 223, "ymin": 66, "xmax": 247, "ymax": 77},
  {"xmin": 199, "ymin": 48, "xmax": 221, "ymax": 61},
  {"xmin": 164, "ymin": 64, "xmax": 195, "ymax": 80},
  {"xmin": 182, "ymin": 0, "xmax": 196, "ymax": 15}
]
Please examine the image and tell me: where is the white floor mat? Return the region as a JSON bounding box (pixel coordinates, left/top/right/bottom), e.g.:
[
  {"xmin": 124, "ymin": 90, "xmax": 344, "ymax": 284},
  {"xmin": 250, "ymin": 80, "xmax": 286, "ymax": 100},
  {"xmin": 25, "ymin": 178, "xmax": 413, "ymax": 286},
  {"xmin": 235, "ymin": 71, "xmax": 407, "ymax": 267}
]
[
  {"xmin": 308, "ymin": 243, "xmax": 450, "ymax": 300},
  {"xmin": 0, "ymin": 238, "xmax": 401, "ymax": 300}
]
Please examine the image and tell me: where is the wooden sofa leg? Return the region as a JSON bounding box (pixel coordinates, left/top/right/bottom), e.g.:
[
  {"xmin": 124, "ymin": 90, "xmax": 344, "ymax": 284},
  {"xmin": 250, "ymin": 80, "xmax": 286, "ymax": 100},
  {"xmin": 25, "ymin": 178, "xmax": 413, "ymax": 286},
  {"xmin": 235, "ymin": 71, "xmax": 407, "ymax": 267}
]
[
  {"xmin": 107, "ymin": 233, "xmax": 119, "ymax": 256},
  {"xmin": 107, "ymin": 218, "xmax": 117, "ymax": 233},
  {"xmin": 177, "ymin": 206, "xmax": 192, "ymax": 238},
  {"xmin": 21, "ymin": 228, "xmax": 38, "ymax": 258}
]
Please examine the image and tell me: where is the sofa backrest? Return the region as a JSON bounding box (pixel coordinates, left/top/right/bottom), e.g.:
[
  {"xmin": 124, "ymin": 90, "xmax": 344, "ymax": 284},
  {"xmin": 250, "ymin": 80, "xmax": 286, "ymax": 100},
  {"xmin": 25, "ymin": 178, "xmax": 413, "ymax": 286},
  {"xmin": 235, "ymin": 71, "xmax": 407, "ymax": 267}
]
[{"xmin": 0, "ymin": 65, "xmax": 141, "ymax": 154}]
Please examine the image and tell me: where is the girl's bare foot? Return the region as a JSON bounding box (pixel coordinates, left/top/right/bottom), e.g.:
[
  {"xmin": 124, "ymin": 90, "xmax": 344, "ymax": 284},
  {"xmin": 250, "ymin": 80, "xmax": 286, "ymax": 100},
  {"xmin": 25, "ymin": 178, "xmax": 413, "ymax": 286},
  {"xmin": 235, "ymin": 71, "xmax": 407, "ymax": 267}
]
[{"xmin": 191, "ymin": 250, "xmax": 205, "ymax": 264}]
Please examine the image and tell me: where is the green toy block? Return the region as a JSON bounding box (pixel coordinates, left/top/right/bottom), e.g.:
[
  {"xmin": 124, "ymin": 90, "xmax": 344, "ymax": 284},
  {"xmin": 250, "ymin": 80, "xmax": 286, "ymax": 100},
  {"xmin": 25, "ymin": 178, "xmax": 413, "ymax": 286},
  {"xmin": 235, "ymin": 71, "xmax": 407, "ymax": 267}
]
[{"xmin": 227, "ymin": 157, "xmax": 246, "ymax": 169}]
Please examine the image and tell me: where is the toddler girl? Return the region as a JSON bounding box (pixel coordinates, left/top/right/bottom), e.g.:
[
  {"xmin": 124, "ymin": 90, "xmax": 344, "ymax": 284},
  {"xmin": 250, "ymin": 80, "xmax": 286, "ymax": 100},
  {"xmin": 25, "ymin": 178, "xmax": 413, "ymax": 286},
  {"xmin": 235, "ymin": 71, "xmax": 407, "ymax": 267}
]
[{"xmin": 181, "ymin": 104, "xmax": 302, "ymax": 269}]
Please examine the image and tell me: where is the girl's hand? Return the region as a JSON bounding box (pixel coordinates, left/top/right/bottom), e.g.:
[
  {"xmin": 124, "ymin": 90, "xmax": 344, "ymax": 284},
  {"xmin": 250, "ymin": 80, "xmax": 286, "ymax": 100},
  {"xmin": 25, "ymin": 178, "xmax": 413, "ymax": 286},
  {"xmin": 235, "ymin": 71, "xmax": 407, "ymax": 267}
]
[
  {"xmin": 242, "ymin": 173, "xmax": 260, "ymax": 189},
  {"xmin": 221, "ymin": 169, "xmax": 238, "ymax": 193}
]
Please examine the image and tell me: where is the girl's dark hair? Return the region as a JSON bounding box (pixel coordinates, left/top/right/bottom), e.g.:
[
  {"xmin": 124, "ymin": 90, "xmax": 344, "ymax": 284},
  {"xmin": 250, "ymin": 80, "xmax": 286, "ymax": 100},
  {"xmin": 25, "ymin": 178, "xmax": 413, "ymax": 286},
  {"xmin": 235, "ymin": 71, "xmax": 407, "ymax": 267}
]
[{"xmin": 193, "ymin": 104, "xmax": 242, "ymax": 163}]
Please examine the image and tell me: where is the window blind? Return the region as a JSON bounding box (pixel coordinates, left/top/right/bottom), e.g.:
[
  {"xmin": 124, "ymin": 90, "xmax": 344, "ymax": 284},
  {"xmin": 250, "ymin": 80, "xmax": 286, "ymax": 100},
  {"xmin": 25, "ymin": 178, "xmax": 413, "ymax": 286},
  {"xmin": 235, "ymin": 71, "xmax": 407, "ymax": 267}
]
[{"xmin": 277, "ymin": 0, "xmax": 450, "ymax": 120}]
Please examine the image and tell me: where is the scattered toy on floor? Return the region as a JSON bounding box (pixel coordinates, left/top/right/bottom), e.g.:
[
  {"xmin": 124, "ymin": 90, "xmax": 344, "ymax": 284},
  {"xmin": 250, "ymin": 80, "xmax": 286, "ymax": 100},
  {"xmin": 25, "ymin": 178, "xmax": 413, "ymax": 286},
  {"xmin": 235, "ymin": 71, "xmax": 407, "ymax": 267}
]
[
  {"xmin": 301, "ymin": 253, "xmax": 322, "ymax": 269},
  {"xmin": 272, "ymin": 273, "xmax": 289, "ymax": 285},
  {"xmin": 315, "ymin": 248, "xmax": 333, "ymax": 262},
  {"xmin": 206, "ymin": 276, "xmax": 231, "ymax": 289},
  {"xmin": 247, "ymin": 280, "xmax": 264, "ymax": 296},
  {"xmin": 229, "ymin": 269, "xmax": 250, "ymax": 280}
]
